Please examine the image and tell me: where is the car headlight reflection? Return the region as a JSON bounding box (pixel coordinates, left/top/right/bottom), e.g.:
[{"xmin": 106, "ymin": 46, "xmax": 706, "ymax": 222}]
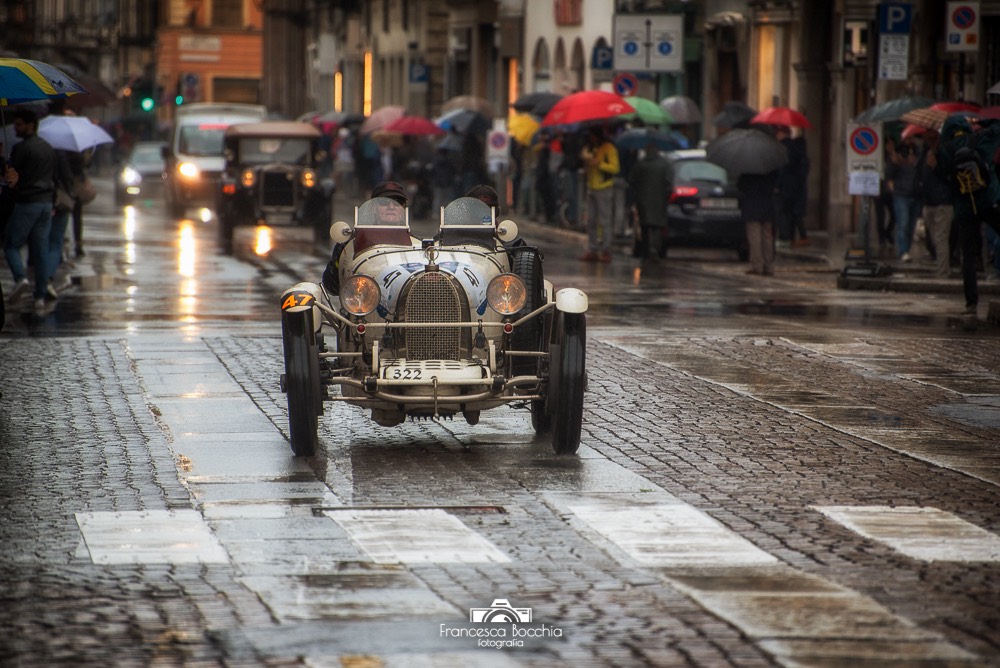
[
  {"xmin": 340, "ymin": 275, "xmax": 380, "ymax": 316},
  {"xmin": 122, "ymin": 166, "xmax": 141, "ymax": 186},
  {"xmin": 486, "ymin": 273, "xmax": 527, "ymax": 315},
  {"xmin": 178, "ymin": 162, "xmax": 200, "ymax": 180}
]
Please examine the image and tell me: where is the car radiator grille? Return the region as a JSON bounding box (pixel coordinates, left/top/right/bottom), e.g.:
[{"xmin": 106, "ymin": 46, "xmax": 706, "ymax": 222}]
[
  {"xmin": 404, "ymin": 272, "xmax": 462, "ymax": 361},
  {"xmin": 261, "ymin": 171, "xmax": 295, "ymax": 207}
]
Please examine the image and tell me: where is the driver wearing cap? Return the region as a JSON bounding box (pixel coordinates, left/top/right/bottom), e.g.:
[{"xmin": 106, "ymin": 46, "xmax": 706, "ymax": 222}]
[{"xmin": 322, "ymin": 181, "xmax": 409, "ymax": 293}]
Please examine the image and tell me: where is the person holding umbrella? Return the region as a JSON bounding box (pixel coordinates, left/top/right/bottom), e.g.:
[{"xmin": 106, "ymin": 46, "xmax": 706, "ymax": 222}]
[
  {"xmin": 580, "ymin": 128, "xmax": 621, "ymax": 262},
  {"xmin": 3, "ymin": 109, "xmax": 56, "ymax": 311},
  {"xmin": 627, "ymin": 140, "xmax": 671, "ymax": 261}
]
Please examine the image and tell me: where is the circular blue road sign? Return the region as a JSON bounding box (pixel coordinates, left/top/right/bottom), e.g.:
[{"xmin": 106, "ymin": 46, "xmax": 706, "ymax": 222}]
[
  {"xmin": 658, "ymin": 42, "xmax": 673, "ymax": 56},
  {"xmin": 623, "ymin": 41, "xmax": 639, "ymax": 56}
]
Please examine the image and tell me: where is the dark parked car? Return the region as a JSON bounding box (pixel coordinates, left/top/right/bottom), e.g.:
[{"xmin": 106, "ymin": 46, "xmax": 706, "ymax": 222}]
[
  {"xmin": 216, "ymin": 121, "xmax": 335, "ymax": 254},
  {"xmin": 663, "ymin": 149, "xmax": 747, "ymax": 260},
  {"xmin": 115, "ymin": 141, "xmax": 165, "ymax": 205}
]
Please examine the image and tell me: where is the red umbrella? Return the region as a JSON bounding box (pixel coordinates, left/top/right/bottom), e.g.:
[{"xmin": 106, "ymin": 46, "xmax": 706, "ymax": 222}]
[
  {"xmin": 751, "ymin": 106, "xmax": 812, "ymax": 129},
  {"xmin": 540, "ymin": 90, "xmax": 635, "ymax": 127},
  {"xmin": 930, "ymin": 101, "xmax": 980, "ymax": 113},
  {"xmin": 901, "ymin": 123, "xmax": 926, "ymax": 140},
  {"xmin": 979, "ymin": 106, "xmax": 1000, "ymax": 121},
  {"xmin": 383, "ymin": 115, "xmax": 445, "ymax": 136}
]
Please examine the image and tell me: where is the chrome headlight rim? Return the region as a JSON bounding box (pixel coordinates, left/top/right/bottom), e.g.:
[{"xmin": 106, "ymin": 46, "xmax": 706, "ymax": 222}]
[
  {"xmin": 486, "ymin": 273, "xmax": 527, "ymax": 316},
  {"xmin": 340, "ymin": 274, "xmax": 381, "ymax": 317}
]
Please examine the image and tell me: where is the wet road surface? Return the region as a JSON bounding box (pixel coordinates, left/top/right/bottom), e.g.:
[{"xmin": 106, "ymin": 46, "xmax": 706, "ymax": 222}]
[{"xmin": 1, "ymin": 177, "xmax": 999, "ymax": 666}]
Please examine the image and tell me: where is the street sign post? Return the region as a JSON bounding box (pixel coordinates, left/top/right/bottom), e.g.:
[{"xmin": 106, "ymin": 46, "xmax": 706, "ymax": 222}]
[
  {"xmin": 946, "ymin": 1, "xmax": 980, "ymax": 52},
  {"xmin": 613, "ymin": 14, "xmax": 683, "ymax": 73},
  {"xmin": 612, "ymin": 72, "xmax": 638, "ymax": 97},
  {"xmin": 877, "ymin": 3, "xmax": 911, "ymax": 81}
]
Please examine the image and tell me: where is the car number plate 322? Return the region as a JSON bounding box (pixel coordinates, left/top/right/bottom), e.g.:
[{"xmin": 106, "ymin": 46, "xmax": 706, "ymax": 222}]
[{"xmin": 700, "ymin": 197, "xmax": 738, "ymax": 209}]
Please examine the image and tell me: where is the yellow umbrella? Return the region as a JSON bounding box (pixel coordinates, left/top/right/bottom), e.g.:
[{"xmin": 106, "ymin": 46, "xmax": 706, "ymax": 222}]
[{"xmin": 509, "ymin": 112, "xmax": 539, "ymax": 146}]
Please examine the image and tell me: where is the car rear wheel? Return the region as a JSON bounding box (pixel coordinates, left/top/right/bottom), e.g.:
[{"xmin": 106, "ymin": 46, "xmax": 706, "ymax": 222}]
[
  {"xmin": 549, "ymin": 311, "xmax": 586, "ymax": 455},
  {"xmin": 282, "ymin": 309, "xmax": 321, "ymax": 456}
]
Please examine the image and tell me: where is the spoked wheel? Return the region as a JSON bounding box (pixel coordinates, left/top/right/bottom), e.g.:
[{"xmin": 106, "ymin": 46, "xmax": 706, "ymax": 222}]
[
  {"xmin": 549, "ymin": 311, "xmax": 586, "ymax": 455},
  {"xmin": 281, "ymin": 308, "xmax": 321, "ymax": 456}
]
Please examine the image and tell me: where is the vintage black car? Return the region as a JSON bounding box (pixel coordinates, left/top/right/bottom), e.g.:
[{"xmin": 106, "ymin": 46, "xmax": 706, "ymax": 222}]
[{"xmin": 216, "ymin": 121, "xmax": 335, "ymax": 254}]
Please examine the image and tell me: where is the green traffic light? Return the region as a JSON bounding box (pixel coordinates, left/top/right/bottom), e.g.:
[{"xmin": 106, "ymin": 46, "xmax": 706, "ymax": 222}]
[
  {"xmin": 140, "ymin": 97, "xmax": 155, "ymax": 112},
  {"xmin": 175, "ymin": 95, "xmax": 184, "ymax": 105}
]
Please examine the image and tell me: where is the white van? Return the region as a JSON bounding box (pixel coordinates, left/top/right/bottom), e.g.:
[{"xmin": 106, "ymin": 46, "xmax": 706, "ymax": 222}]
[{"xmin": 162, "ymin": 102, "xmax": 267, "ymax": 217}]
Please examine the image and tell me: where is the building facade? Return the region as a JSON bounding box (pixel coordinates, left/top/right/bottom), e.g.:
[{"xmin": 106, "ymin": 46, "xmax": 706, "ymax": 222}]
[{"xmin": 5, "ymin": 0, "xmax": 1000, "ymax": 235}]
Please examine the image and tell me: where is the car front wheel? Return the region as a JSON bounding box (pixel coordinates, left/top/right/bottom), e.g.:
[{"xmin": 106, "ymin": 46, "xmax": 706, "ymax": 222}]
[
  {"xmin": 281, "ymin": 308, "xmax": 321, "ymax": 456},
  {"xmin": 549, "ymin": 311, "xmax": 586, "ymax": 455}
]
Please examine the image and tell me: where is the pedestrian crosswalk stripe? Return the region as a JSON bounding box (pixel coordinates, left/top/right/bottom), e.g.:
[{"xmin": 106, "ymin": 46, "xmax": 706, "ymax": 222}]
[
  {"xmin": 75, "ymin": 510, "xmax": 229, "ymax": 565},
  {"xmin": 324, "ymin": 508, "xmax": 511, "ymax": 564},
  {"xmin": 557, "ymin": 493, "xmax": 778, "ymax": 567},
  {"xmin": 814, "ymin": 505, "xmax": 1000, "ymax": 561}
]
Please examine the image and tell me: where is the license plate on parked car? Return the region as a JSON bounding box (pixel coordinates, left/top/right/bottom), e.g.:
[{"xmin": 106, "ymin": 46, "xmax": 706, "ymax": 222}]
[{"xmin": 699, "ymin": 198, "xmax": 738, "ymax": 209}]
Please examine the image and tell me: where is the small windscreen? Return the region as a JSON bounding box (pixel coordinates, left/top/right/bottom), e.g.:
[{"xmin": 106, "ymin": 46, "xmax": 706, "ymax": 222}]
[
  {"xmin": 238, "ymin": 137, "xmax": 311, "ymax": 165},
  {"xmin": 442, "ymin": 197, "xmax": 494, "ymax": 226},
  {"xmin": 356, "ymin": 197, "xmax": 407, "ymax": 227}
]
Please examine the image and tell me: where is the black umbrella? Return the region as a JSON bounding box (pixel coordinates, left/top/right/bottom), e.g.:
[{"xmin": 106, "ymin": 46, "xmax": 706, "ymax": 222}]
[
  {"xmin": 705, "ymin": 128, "xmax": 787, "ymax": 176},
  {"xmin": 614, "ymin": 127, "xmax": 684, "ymax": 152},
  {"xmin": 853, "ymin": 96, "xmax": 935, "ymax": 124},
  {"xmin": 511, "ymin": 91, "xmax": 563, "ymax": 116},
  {"xmin": 712, "ymin": 101, "xmax": 757, "ymax": 130}
]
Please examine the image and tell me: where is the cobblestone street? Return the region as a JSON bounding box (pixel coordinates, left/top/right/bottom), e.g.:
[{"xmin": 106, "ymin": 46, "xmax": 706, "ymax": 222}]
[{"xmin": 1, "ymin": 177, "xmax": 999, "ymax": 666}]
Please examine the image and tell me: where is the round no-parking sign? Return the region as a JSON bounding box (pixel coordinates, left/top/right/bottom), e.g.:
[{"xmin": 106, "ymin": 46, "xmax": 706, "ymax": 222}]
[{"xmin": 845, "ymin": 123, "xmax": 883, "ymax": 173}]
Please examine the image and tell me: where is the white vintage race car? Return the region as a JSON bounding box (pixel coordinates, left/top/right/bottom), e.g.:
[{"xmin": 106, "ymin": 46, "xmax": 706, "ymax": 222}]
[{"xmin": 279, "ymin": 196, "xmax": 588, "ymax": 457}]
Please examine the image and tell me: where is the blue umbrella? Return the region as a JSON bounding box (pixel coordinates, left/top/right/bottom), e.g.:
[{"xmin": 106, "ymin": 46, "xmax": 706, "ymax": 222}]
[{"xmin": 0, "ymin": 58, "xmax": 88, "ymax": 105}]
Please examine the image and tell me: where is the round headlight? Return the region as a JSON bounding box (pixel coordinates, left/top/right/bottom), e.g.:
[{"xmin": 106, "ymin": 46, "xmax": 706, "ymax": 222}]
[
  {"xmin": 301, "ymin": 168, "xmax": 317, "ymax": 188},
  {"xmin": 178, "ymin": 162, "xmax": 200, "ymax": 179},
  {"xmin": 486, "ymin": 273, "xmax": 527, "ymax": 315},
  {"xmin": 340, "ymin": 275, "xmax": 381, "ymax": 316}
]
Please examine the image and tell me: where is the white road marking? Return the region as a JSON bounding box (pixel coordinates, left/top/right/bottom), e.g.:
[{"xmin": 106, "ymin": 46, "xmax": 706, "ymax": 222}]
[
  {"xmin": 814, "ymin": 505, "xmax": 1000, "ymax": 561},
  {"xmin": 324, "ymin": 508, "xmax": 511, "ymax": 564},
  {"xmin": 564, "ymin": 494, "xmax": 778, "ymax": 567},
  {"xmin": 75, "ymin": 509, "xmax": 229, "ymax": 564}
]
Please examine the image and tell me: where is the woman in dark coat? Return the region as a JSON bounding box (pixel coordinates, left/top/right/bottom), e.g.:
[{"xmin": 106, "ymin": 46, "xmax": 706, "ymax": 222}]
[
  {"xmin": 738, "ymin": 169, "xmax": 779, "ymax": 275},
  {"xmin": 627, "ymin": 141, "xmax": 671, "ymax": 260}
]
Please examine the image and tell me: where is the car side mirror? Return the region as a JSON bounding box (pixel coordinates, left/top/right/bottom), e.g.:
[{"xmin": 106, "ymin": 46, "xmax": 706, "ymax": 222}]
[
  {"xmin": 329, "ymin": 220, "xmax": 352, "ymax": 243},
  {"xmin": 496, "ymin": 219, "xmax": 518, "ymax": 242}
]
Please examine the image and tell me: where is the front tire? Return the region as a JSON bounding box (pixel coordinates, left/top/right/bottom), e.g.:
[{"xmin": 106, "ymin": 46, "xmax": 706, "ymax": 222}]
[
  {"xmin": 549, "ymin": 311, "xmax": 586, "ymax": 455},
  {"xmin": 282, "ymin": 309, "xmax": 321, "ymax": 456}
]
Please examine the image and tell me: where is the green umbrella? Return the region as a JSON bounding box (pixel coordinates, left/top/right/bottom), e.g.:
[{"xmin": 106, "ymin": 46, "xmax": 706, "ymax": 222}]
[{"xmin": 625, "ymin": 97, "xmax": 672, "ymax": 127}]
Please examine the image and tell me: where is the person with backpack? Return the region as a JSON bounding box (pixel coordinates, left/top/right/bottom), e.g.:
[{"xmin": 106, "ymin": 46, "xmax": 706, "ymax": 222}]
[{"xmin": 935, "ymin": 115, "xmax": 1000, "ymax": 315}]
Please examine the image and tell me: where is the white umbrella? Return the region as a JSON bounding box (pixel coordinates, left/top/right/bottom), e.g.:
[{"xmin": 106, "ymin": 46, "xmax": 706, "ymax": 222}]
[
  {"xmin": 38, "ymin": 115, "xmax": 114, "ymax": 152},
  {"xmin": 659, "ymin": 95, "xmax": 702, "ymax": 124}
]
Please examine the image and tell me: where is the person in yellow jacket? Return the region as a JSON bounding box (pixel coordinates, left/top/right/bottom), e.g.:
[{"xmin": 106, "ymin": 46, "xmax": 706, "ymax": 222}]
[{"xmin": 580, "ymin": 128, "xmax": 620, "ymax": 262}]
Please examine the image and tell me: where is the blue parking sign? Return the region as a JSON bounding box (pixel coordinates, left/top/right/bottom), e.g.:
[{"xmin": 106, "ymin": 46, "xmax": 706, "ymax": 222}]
[{"xmin": 879, "ymin": 3, "xmax": 912, "ymax": 34}]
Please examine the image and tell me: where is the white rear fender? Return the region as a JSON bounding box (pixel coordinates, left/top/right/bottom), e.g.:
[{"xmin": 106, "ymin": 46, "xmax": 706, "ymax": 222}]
[{"xmin": 555, "ymin": 287, "xmax": 588, "ymax": 314}]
